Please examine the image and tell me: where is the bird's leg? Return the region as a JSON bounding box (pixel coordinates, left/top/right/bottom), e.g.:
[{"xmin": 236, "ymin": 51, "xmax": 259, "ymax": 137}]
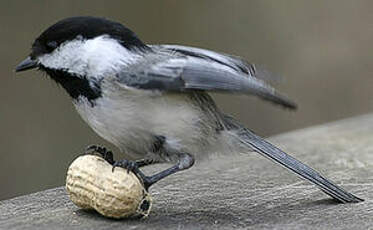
[
  {"xmin": 113, "ymin": 153, "xmax": 195, "ymax": 190},
  {"xmin": 141, "ymin": 153, "xmax": 195, "ymax": 189},
  {"xmin": 84, "ymin": 145, "xmax": 114, "ymax": 165}
]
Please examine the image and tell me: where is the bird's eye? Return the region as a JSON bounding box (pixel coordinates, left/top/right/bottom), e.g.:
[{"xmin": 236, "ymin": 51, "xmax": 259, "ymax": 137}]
[{"xmin": 47, "ymin": 41, "xmax": 58, "ymax": 49}]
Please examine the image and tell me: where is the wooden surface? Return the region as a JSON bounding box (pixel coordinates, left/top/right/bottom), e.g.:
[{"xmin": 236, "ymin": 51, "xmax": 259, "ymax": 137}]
[{"xmin": 1, "ymin": 114, "xmax": 372, "ymax": 230}]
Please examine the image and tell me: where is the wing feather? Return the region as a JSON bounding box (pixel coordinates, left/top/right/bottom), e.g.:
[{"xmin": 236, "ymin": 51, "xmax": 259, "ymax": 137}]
[{"xmin": 117, "ymin": 45, "xmax": 297, "ymax": 109}]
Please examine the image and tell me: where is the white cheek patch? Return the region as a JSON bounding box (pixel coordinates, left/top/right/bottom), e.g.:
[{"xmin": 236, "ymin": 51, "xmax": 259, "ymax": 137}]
[
  {"xmin": 38, "ymin": 39, "xmax": 86, "ymax": 74},
  {"xmin": 38, "ymin": 35, "xmax": 140, "ymax": 79}
]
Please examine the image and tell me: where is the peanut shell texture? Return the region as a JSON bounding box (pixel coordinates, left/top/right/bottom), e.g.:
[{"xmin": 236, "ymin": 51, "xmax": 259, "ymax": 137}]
[{"xmin": 66, "ymin": 154, "xmax": 152, "ymax": 219}]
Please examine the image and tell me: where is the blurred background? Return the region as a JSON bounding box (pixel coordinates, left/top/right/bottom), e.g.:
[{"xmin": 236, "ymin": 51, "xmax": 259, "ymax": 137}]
[{"xmin": 1, "ymin": 0, "xmax": 372, "ymax": 200}]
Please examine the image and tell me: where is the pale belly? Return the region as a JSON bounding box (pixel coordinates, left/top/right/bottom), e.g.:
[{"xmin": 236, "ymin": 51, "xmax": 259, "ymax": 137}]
[{"xmin": 73, "ymin": 88, "xmax": 220, "ymax": 161}]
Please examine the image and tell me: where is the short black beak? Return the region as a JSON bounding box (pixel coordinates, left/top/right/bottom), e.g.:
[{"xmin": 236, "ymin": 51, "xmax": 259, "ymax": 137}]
[{"xmin": 15, "ymin": 56, "xmax": 38, "ymax": 72}]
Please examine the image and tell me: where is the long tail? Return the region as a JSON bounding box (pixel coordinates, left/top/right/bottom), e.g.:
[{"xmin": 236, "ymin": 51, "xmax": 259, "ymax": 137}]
[{"xmin": 224, "ymin": 116, "xmax": 363, "ymax": 203}]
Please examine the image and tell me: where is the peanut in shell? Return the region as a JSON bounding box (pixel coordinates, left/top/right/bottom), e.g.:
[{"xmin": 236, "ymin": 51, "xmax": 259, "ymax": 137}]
[{"xmin": 66, "ymin": 154, "xmax": 152, "ymax": 219}]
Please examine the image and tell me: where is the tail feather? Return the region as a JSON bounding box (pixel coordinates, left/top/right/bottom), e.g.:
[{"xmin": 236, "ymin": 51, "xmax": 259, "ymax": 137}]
[{"xmin": 225, "ymin": 116, "xmax": 363, "ymax": 203}]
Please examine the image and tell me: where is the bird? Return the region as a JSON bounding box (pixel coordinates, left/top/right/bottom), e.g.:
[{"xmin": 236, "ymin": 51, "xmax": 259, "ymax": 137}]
[{"xmin": 16, "ymin": 16, "xmax": 362, "ymax": 203}]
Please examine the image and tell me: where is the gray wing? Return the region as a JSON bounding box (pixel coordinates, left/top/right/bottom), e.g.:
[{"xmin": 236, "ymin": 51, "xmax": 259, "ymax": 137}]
[
  {"xmin": 118, "ymin": 45, "xmax": 297, "ymax": 109},
  {"xmin": 158, "ymin": 45, "xmax": 281, "ymax": 83}
]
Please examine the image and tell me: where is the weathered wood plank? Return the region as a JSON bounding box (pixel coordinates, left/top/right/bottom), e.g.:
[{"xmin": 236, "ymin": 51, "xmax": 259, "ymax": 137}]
[{"xmin": 1, "ymin": 114, "xmax": 372, "ymax": 230}]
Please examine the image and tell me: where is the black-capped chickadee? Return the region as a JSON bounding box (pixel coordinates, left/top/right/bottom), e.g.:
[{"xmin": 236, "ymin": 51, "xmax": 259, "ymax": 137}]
[{"xmin": 16, "ymin": 16, "xmax": 362, "ymax": 203}]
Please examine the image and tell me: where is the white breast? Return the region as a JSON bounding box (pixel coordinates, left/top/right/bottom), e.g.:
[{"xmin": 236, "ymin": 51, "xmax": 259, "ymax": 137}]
[{"xmin": 73, "ymin": 81, "xmax": 214, "ymax": 160}]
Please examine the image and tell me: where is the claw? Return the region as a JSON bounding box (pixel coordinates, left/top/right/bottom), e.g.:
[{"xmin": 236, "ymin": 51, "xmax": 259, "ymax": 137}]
[
  {"xmin": 111, "ymin": 159, "xmax": 150, "ymax": 188},
  {"xmin": 84, "ymin": 145, "xmax": 114, "ymax": 165},
  {"xmin": 112, "ymin": 159, "xmax": 139, "ymax": 173},
  {"xmin": 84, "ymin": 144, "xmax": 99, "ymax": 154}
]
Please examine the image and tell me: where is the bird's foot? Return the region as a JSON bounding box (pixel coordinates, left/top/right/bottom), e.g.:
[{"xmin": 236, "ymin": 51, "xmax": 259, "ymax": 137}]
[
  {"xmin": 84, "ymin": 145, "xmax": 115, "ymax": 165},
  {"xmin": 112, "ymin": 159, "xmax": 139, "ymax": 173},
  {"xmin": 112, "ymin": 159, "xmax": 150, "ymax": 188}
]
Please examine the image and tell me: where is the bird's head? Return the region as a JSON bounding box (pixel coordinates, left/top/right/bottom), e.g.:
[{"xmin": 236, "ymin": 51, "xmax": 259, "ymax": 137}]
[{"xmin": 15, "ymin": 16, "xmax": 147, "ymax": 100}]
